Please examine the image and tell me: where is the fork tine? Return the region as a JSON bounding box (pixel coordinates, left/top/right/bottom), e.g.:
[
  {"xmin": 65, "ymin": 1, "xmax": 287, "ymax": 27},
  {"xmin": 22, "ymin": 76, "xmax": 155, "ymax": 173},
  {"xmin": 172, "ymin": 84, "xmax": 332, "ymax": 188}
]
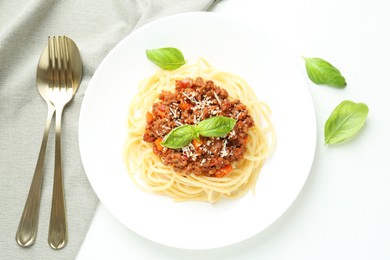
[
  {"xmin": 63, "ymin": 37, "xmax": 74, "ymax": 91},
  {"xmin": 59, "ymin": 37, "xmax": 66, "ymax": 90},
  {"xmin": 54, "ymin": 37, "xmax": 60, "ymax": 90},
  {"xmin": 58, "ymin": 36, "xmax": 67, "ymax": 91},
  {"xmin": 48, "ymin": 36, "xmax": 54, "ymax": 89},
  {"xmin": 56, "ymin": 36, "xmax": 62, "ymax": 90}
]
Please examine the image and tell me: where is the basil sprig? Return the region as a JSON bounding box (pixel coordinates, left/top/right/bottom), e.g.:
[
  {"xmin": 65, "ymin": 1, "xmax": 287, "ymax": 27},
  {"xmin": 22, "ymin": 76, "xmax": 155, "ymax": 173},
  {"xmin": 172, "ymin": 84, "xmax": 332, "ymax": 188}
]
[
  {"xmin": 160, "ymin": 116, "xmax": 237, "ymax": 149},
  {"xmin": 304, "ymin": 57, "xmax": 346, "ymax": 88},
  {"xmin": 146, "ymin": 47, "xmax": 186, "ymax": 70},
  {"xmin": 324, "ymin": 100, "xmax": 369, "ymax": 144}
]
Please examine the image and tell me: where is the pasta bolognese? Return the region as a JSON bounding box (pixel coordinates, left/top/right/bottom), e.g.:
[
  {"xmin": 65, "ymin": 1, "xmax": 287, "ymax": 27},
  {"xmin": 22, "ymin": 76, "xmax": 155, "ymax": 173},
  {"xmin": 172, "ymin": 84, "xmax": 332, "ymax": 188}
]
[{"xmin": 123, "ymin": 58, "xmax": 275, "ymax": 203}]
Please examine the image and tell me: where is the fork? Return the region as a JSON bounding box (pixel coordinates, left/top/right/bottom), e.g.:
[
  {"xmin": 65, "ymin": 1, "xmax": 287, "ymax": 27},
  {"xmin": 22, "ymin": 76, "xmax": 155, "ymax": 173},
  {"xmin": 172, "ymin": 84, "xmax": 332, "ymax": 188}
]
[{"xmin": 46, "ymin": 36, "xmax": 75, "ymax": 249}]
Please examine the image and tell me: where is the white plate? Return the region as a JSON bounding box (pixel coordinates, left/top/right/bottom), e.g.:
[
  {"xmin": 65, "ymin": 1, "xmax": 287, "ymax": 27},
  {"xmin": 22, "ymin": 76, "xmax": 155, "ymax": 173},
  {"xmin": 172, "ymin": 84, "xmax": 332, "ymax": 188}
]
[{"xmin": 79, "ymin": 12, "xmax": 317, "ymax": 250}]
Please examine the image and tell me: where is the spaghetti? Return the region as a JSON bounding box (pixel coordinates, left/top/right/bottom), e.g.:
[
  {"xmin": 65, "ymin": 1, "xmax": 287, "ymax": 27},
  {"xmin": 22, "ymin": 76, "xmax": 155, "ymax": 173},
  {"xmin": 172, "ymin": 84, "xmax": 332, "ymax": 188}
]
[{"xmin": 123, "ymin": 58, "xmax": 275, "ymax": 203}]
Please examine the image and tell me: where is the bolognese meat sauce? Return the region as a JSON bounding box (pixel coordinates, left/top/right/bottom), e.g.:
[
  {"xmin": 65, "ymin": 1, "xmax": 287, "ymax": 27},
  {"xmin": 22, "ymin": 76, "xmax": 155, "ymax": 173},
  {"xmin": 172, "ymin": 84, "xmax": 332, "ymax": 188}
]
[{"xmin": 143, "ymin": 77, "xmax": 254, "ymax": 177}]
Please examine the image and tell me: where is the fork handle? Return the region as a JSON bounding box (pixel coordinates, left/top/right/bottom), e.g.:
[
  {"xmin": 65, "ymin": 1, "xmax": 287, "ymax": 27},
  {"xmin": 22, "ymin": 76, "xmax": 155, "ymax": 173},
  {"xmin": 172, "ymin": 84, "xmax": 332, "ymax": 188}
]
[
  {"xmin": 16, "ymin": 104, "xmax": 55, "ymax": 247},
  {"xmin": 48, "ymin": 105, "xmax": 67, "ymax": 250}
]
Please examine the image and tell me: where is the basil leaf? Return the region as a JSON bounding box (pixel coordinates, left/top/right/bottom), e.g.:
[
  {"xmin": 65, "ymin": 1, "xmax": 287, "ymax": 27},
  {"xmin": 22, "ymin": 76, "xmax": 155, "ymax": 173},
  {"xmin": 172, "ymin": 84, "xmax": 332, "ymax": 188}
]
[
  {"xmin": 304, "ymin": 57, "xmax": 346, "ymax": 88},
  {"xmin": 324, "ymin": 100, "xmax": 369, "ymax": 144},
  {"xmin": 161, "ymin": 125, "xmax": 196, "ymax": 149},
  {"xmin": 146, "ymin": 47, "xmax": 186, "ymax": 70},
  {"xmin": 196, "ymin": 116, "xmax": 237, "ymax": 138}
]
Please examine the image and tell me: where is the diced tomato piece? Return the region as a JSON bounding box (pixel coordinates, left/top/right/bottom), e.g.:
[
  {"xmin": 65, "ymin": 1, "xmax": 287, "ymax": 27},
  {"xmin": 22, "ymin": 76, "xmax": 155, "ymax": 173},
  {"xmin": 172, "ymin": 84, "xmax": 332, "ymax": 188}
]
[
  {"xmin": 146, "ymin": 111, "xmax": 154, "ymax": 124},
  {"xmin": 179, "ymin": 101, "xmax": 192, "ymax": 110},
  {"xmin": 154, "ymin": 137, "xmax": 164, "ymax": 151},
  {"xmin": 214, "ymin": 164, "xmax": 233, "ymax": 178},
  {"xmin": 192, "ymin": 139, "xmax": 203, "ymax": 149},
  {"xmin": 176, "ymin": 78, "xmax": 192, "ymax": 89},
  {"xmin": 157, "ymin": 111, "xmax": 165, "ymax": 117},
  {"xmin": 156, "ymin": 104, "xmax": 166, "ymax": 117}
]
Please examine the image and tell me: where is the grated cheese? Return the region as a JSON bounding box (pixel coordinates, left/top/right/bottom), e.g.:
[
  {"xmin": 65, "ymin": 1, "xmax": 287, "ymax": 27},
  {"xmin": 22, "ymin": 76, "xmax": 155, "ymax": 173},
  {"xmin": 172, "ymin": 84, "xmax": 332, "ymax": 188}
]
[
  {"xmin": 182, "ymin": 92, "xmax": 197, "ymax": 103},
  {"xmin": 219, "ymin": 139, "xmax": 229, "ymax": 157},
  {"xmin": 183, "ymin": 91, "xmax": 213, "ymax": 112},
  {"xmin": 200, "ymin": 158, "xmax": 206, "ymax": 166},
  {"xmin": 169, "ymin": 107, "xmax": 179, "ymax": 119},
  {"xmin": 228, "ymin": 130, "xmax": 236, "ymax": 139},
  {"xmin": 210, "ymin": 109, "xmax": 221, "ymax": 115},
  {"xmin": 213, "ymin": 91, "xmax": 222, "ymax": 105},
  {"xmin": 182, "ymin": 143, "xmax": 198, "ymax": 161},
  {"xmin": 235, "ymin": 111, "xmax": 242, "ymax": 120}
]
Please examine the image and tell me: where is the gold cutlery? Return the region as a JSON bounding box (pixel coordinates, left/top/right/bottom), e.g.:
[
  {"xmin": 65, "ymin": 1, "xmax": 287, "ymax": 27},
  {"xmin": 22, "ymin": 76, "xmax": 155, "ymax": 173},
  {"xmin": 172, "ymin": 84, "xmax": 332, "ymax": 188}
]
[
  {"xmin": 46, "ymin": 36, "xmax": 82, "ymax": 249},
  {"xmin": 15, "ymin": 36, "xmax": 82, "ymax": 249}
]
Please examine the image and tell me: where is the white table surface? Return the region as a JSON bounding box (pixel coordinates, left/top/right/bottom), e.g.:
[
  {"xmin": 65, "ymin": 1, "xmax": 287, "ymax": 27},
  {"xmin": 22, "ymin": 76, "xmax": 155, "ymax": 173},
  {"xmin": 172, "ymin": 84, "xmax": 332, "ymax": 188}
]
[{"xmin": 77, "ymin": 0, "xmax": 390, "ymax": 259}]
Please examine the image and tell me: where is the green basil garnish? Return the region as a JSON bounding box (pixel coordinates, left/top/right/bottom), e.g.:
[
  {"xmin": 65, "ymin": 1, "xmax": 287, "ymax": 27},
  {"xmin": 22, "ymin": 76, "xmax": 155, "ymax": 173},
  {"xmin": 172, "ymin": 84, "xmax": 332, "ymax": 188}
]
[
  {"xmin": 324, "ymin": 100, "xmax": 369, "ymax": 144},
  {"xmin": 304, "ymin": 57, "xmax": 346, "ymax": 88},
  {"xmin": 196, "ymin": 116, "xmax": 237, "ymax": 138},
  {"xmin": 146, "ymin": 47, "xmax": 186, "ymax": 70},
  {"xmin": 160, "ymin": 125, "xmax": 197, "ymax": 149},
  {"xmin": 160, "ymin": 116, "xmax": 237, "ymax": 149}
]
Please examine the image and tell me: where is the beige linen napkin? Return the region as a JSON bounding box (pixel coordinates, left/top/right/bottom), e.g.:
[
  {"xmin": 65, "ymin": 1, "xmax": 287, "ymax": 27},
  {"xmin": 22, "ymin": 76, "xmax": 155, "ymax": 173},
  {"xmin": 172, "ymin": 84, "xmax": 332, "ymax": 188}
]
[{"xmin": 0, "ymin": 0, "xmax": 217, "ymax": 259}]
